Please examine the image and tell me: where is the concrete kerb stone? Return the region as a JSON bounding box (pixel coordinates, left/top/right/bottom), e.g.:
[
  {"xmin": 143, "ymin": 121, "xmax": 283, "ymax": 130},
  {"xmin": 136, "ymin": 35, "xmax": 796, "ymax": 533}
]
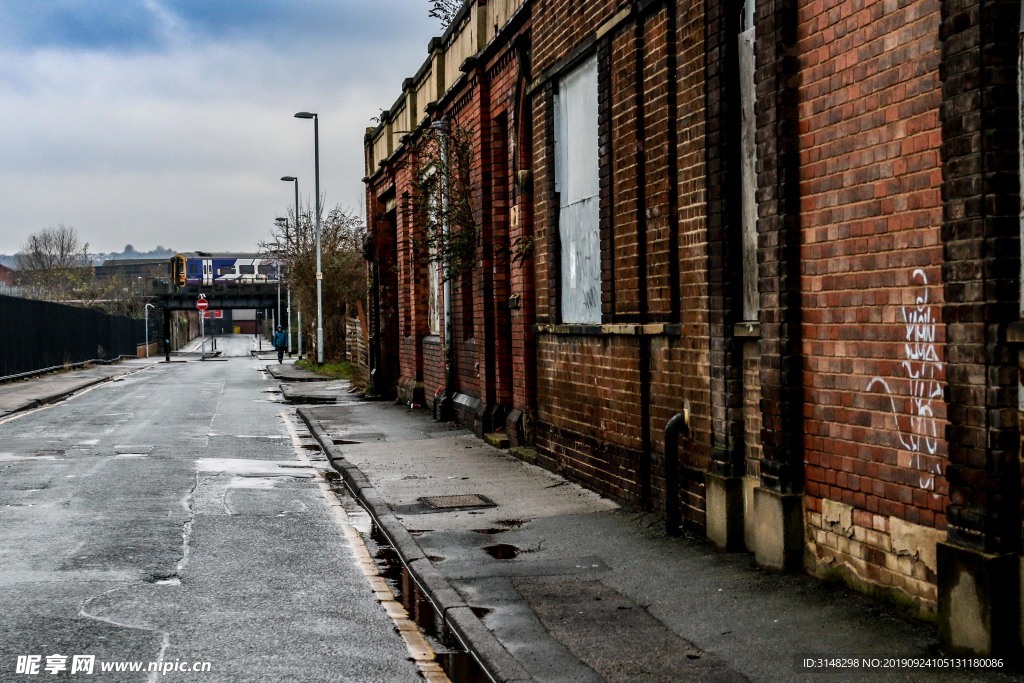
[
  {"xmin": 296, "ymin": 407, "xmax": 529, "ymax": 682},
  {"xmin": 374, "ymin": 513, "xmax": 427, "ymax": 565},
  {"xmin": 40, "ymin": 376, "xmax": 112, "ymax": 407},
  {"xmin": 406, "ymin": 557, "xmax": 467, "ymax": 611},
  {"xmin": 2, "ymin": 375, "xmax": 116, "ymax": 416},
  {"xmin": 444, "ymin": 606, "xmax": 533, "ymax": 683},
  {"xmin": 345, "ymin": 469, "xmax": 374, "ymax": 492}
]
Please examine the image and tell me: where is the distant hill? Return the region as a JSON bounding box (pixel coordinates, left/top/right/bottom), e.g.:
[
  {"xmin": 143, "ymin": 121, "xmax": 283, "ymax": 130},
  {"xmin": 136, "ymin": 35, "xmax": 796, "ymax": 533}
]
[
  {"xmin": 91, "ymin": 244, "xmax": 176, "ymax": 265},
  {"xmin": 0, "ymin": 245, "xmax": 175, "ymax": 269}
]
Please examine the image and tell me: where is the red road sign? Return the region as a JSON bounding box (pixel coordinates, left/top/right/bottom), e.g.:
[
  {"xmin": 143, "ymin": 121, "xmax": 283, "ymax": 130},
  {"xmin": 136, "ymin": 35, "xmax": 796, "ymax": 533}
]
[{"xmin": 197, "ymin": 298, "xmax": 208, "ymax": 311}]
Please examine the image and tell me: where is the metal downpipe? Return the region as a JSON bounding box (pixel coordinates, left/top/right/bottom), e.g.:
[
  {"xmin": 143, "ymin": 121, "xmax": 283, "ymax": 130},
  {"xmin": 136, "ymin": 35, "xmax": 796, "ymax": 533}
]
[{"xmin": 664, "ymin": 411, "xmax": 690, "ymax": 536}]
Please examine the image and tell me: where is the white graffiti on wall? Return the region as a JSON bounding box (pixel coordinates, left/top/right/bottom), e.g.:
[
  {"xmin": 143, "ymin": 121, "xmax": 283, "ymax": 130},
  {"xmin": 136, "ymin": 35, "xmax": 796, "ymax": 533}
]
[{"xmin": 866, "ymin": 268, "xmax": 944, "ymax": 490}]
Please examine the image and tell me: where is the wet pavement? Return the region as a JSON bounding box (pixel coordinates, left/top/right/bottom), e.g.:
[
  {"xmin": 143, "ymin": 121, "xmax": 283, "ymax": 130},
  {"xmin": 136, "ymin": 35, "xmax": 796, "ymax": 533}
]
[
  {"xmin": 0, "ymin": 337, "xmax": 438, "ymax": 682},
  {"xmin": 297, "ymin": 391, "xmax": 1020, "ymax": 683},
  {"xmin": 0, "ymin": 361, "xmax": 156, "ymax": 417},
  {"xmin": 3, "ymin": 344, "xmax": 1019, "ymax": 682}
]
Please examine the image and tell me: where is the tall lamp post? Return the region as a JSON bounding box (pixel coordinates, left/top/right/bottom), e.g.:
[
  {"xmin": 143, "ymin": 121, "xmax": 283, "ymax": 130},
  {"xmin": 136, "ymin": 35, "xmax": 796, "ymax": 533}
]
[
  {"xmin": 274, "ymin": 216, "xmax": 292, "ymax": 356},
  {"xmin": 144, "ymin": 303, "xmax": 155, "ymax": 358},
  {"xmin": 294, "ymin": 111, "xmax": 324, "ymax": 365},
  {"xmin": 280, "ymin": 176, "xmax": 299, "ymax": 356}
]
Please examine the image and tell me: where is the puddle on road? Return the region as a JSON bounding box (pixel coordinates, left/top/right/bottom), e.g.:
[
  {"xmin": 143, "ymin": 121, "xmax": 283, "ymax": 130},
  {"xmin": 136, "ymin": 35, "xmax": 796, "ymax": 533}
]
[
  {"xmin": 195, "ymin": 458, "xmax": 316, "ymax": 479},
  {"xmin": 483, "ymin": 544, "xmax": 522, "ymax": 560},
  {"xmin": 0, "ymin": 452, "xmax": 61, "ymax": 461},
  {"xmin": 114, "ymin": 445, "xmax": 153, "ymax": 458},
  {"xmin": 151, "ymin": 576, "xmax": 181, "ymax": 586},
  {"xmin": 367, "ymin": 519, "xmax": 487, "ymax": 683}
]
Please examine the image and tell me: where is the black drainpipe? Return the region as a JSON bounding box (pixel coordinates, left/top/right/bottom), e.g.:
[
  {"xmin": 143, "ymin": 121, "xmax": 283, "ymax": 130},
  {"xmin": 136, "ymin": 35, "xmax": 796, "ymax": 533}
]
[{"xmin": 664, "ymin": 410, "xmax": 689, "ymax": 536}]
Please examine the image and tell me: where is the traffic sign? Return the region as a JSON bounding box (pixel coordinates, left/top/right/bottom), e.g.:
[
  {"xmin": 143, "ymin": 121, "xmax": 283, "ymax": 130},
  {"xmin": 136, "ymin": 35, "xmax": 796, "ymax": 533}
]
[{"xmin": 197, "ymin": 297, "xmax": 208, "ymax": 311}]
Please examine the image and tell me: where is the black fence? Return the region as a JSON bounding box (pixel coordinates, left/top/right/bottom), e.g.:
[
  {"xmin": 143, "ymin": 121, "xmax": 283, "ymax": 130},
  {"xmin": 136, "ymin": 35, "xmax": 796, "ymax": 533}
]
[{"xmin": 0, "ymin": 294, "xmax": 144, "ymax": 379}]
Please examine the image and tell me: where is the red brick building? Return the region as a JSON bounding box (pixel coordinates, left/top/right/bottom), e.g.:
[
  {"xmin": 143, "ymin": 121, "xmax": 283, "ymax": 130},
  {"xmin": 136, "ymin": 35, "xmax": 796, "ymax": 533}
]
[
  {"xmin": 364, "ymin": 0, "xmax": 534, "ymax": 440},
  {"xmin": 366, "ymin": 0, "xmax": 1023, "ymax": 658}
]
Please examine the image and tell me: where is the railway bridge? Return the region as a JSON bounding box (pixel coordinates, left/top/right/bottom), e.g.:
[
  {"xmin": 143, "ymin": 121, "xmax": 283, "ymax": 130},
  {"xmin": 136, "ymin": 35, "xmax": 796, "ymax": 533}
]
[{"xmin": 154, "ymin": 284, "xmax": 285, "ymax": 360}]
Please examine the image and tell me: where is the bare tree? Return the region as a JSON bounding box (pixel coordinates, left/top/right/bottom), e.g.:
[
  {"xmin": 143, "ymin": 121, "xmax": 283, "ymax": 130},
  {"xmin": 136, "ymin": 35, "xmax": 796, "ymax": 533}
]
[
  {"xmin": 410, "ymin": 121, "xmax": 478, "ymax": 283},
  {"xmin": 428, "ymin": 0, "xmax": 463, "ymax": 28},
  {"xmin": 12, "ymin": 225, "xmax": 147, "ymax": 314},
  {"xmin": 260, "ymin": 202, "xmax": 366, "ymax": 361},
  {"xmin": 15, "ymin": 225, "xmax": 91, "ymax": 302}
]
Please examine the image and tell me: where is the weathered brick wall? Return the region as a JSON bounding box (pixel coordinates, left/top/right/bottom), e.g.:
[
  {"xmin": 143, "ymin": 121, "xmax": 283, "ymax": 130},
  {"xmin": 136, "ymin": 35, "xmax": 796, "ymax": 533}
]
[
  {"xmin": 449, "ymin": 87, "xmax": 484, "ymax": 410},
  {"xmin": 535, "ymin": 335, "xmax": 644, "ymax": 503},
  {"xmin": 703, "ymin": 0, "xmax": 747, "ymax": 483},
  {"xmin": 365, "ymin": 173, "xmax": 401, "ymax": 398},
  {"xmin": 742, "ymin": 341, "xmax": 761, "ymax": 479},
  {"xmin": 531, "ymin": 0, "xmax": 709, "ymax": 526},
  {"xmin": 938, "ymin": 0, "xmax": 1021, "ymax": 558},
  {"xmin": 395, "ymin": 165, "xmax": 427, "ymax": 404},
  {"xmin": 796, "ymin": 0, "xmax": 948, "ymax": 612},
  {"xmin": 366, "ymin": 8, "xmax": 535, "ymax": 433}
]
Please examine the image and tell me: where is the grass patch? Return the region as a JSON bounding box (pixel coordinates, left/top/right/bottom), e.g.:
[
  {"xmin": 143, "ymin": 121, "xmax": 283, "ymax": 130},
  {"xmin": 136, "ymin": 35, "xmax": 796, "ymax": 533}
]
[{"xmin": 295, "ymin": 358, "xmax": 357, "ymax": 380}]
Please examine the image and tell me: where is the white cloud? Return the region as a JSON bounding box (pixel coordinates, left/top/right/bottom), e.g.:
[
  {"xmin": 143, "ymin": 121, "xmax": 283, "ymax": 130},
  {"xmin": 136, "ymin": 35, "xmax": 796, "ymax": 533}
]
[{"xmin": 0, "ymin": 1, "xmax": 441, "ymax": 255}]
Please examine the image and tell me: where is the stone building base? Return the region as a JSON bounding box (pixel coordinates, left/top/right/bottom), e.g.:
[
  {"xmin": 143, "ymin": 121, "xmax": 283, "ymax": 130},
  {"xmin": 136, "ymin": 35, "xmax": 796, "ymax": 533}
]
[
  {"xmin": 705, "ymin": 473, "xmax": 745, "ymax": 551},
  {"xmin": 752, "ymin": 487, "xmax": 804, "ymax": 572},
  {"xmin": 937, "ymin": 543, "xmax": 1020, "ymax": 659}
]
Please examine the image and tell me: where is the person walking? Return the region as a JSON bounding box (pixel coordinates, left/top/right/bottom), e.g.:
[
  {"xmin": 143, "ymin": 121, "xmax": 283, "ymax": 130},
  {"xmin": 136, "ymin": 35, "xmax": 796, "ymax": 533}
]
[{"xmin": 273, "ymin": 326, "xmax": 287, "ymax": 364}]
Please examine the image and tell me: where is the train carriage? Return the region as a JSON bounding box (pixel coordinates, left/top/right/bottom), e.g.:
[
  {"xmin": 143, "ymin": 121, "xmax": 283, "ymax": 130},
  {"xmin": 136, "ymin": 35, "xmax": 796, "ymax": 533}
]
[{"xmin": 171, "ymin": 252, "xmax": 282, "ymax": 293}]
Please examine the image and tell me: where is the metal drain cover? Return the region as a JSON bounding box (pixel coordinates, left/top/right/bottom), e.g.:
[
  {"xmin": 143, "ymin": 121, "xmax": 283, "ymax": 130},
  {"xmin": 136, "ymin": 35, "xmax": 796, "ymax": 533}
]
[{"xmin": 419, "ymin": 494, "xmax": 495, "ymax": 510}]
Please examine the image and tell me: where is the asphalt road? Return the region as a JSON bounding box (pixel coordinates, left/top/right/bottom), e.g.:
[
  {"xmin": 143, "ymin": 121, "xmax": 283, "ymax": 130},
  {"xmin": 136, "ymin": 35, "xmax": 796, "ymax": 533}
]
[{"xmin": 0, "ymin": 336, "xmax": 428, "ymax": 682}]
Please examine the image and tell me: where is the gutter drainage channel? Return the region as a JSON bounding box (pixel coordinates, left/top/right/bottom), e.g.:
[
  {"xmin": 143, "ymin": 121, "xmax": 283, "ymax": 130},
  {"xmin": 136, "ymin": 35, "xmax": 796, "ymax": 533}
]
[{"xmin": 297, "ymin": 408, "xmax": 533, "ymax": 683}]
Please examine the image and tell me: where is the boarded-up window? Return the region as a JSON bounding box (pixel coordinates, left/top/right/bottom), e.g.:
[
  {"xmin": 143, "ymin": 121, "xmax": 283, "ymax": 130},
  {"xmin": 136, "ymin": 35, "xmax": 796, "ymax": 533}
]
[
  {"xmin": 1019, "ymin": 7, "xmax": 1024, "ymax": 317},
  {"xmin": 554, "ymin": 55, "xmax": 601, "ymax": 324},
  {"xmin": 1017, "ymin": 8, "xmax": 1023, "ymax": 410},
  {"xmin": 425, "ymin": 167, "xmax": 441, "ymax": 336},
  {"xmin": 740, "ymin": 3, "xmax": 759, "ymax": 321}
]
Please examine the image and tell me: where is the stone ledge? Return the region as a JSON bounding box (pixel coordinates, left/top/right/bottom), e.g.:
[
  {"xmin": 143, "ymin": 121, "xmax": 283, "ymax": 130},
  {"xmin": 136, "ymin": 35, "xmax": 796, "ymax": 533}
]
[{"xmin": 534, "ymin": 323, "xmax": 682, "ymax": 336}]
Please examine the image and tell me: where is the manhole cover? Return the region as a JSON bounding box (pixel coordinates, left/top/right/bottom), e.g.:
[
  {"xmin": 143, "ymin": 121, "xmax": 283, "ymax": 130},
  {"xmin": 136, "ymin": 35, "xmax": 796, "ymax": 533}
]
[{"xmin": 419, "ymin": 494, "xmax": 495, "ymax": 510}]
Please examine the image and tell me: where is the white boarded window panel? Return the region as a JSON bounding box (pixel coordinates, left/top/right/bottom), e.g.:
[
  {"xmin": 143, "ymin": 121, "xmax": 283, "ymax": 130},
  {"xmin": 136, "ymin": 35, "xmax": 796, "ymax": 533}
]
[
  {"xmin": 555, "ymin": 55, "xmax": 601, "ymax": 324},
  {"xmin": 425, "ymin": 167, "xmax": 441, "ymax": 335},
  {"xmin": 1017, "ymin": 14, "xmax": 1023, "ymax": 410},
  {"xmin": 739, "ymin": 24, "xmax": 759, "ymax": 320}
]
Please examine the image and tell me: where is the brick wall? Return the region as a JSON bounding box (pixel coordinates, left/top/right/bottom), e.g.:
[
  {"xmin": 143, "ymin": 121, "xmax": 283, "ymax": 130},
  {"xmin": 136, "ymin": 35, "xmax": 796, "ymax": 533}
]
[
  {"xmin": 939, "ymin": 0, "xmax": 1022, "ymax": 558},
  {"xmin": 795, "ymin": 0, "xmax": 949, "ymax": 612},
  {"xmin": 531, "ymin": 0, "xmax": 709, "ymax": 527},
  {"xmin": 365, "ymin": 6, "xmax": 534, "ymax": 434},
  {"xmin": 364, "ymin": 0, "xmax": 1023, "ymax": 632}
]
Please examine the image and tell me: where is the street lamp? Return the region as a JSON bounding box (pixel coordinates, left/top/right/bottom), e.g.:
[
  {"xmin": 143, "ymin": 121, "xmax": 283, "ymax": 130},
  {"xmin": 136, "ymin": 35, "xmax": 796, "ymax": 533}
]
[
  {"xmin": 294, "ymin": 111, "xmax": 323, "ymax": 365},
  {"xmin": 280, "ymin": 176, "xmax": 299, "ymax": 356},
  {"xmin": 144, "ymin": 303, "xmax": 155, "ymax": 358}
]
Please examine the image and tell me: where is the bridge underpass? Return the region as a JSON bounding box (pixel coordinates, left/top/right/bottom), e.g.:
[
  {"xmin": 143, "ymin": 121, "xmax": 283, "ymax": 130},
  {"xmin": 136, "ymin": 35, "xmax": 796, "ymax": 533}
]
[{"xmin": 154, "ymin": 287, "xmax": 285, "ymax": 361}]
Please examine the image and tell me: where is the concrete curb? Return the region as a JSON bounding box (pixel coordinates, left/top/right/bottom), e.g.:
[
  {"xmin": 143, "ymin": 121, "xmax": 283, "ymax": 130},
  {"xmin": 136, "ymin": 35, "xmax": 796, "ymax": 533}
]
[
  {"xmin": 1, "ymin": 376, "xmax": 114, "ymax": 417},
  {"xmin": 297, "ymin": 407, "xmax": 533, "ymax": 683},
  {"xmin": 266, "ymin": 365, "xmax": 330, "ymax": 382}
]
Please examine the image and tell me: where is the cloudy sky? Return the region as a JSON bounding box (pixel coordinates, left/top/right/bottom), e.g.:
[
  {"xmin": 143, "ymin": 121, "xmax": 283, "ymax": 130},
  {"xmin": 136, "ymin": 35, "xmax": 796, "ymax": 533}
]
[{"xmin": 0, "ymin": 0, "xmax": 441, "ymax": 255}]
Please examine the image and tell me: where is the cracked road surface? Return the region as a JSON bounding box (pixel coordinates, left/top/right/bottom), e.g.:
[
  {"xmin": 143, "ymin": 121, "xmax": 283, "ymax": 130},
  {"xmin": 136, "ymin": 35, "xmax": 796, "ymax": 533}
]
[{"xmin": 0, "ymin": 337, "xmax": 426, "ymax": 682}]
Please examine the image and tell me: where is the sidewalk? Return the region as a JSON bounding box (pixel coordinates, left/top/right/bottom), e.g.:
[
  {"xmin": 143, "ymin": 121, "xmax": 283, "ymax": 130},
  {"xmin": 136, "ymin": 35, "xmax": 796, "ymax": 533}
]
[
  {"xmin": 0, "ymin": 360, "xmax": 155, "ymax": 417},
  {"xmin": 297, "ymin": 386, "xmax": 1017, "ymax": 683}
]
